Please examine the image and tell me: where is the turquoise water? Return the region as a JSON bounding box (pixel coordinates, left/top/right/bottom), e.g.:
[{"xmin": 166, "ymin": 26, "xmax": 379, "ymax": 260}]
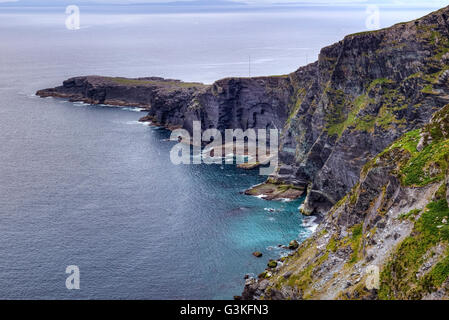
[{"xmin": 0, "ymin": 95, "xmax": 311, "ymax": 299}]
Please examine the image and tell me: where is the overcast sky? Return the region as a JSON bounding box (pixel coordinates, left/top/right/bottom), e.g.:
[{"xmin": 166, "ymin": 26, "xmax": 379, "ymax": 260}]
[
  {"xmin": 0, "ymin": 0, "xmax": 443, "ymax": 6},
  {"xmin": 0, "ymin": 0, "xmax": 447, "ymax": 7}
]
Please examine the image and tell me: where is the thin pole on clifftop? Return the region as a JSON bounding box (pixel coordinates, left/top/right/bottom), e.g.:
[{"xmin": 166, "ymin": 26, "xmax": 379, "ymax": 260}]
[{"xmin": 249, "ymin": 55, "xmax": 251, "ymax": 78}]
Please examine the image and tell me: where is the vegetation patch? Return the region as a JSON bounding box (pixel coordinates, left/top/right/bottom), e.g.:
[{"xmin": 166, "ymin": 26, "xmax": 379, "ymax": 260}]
[
  {"xmin": 379, "ymin": 199, "xmax": 449, "ymax": 299},
  {"xmin": 108, "ymin": 77, "xmax": 204, "ymax": 88},
  {"xmin": 287, "ymin": 88, "xmax": 306, "ymax": 124},
  {"xmin": 325, "ymin": 78, "xmax": 408, "ymax": 138},
  {"xmin": 348, "ymin": 224, "xmax": 363, "ymax": 265},
  {"xmin": 324, "ymin": 88, "xmax": 348, "ymax": 137},
  {"xmin": 400, "ymin": 140, "xmax": 449, "ymax": 186},
  {"xmin": 398, "ymin": 209, "xmax": 422, "ymax": 221},
  {"xmin": 363, "ymin": 105, "xmax": 449, "ymax": 188}
]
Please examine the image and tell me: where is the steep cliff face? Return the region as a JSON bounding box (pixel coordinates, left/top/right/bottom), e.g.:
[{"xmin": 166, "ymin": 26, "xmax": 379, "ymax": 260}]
[
  {"xmin": 241, "ymin": 7, "xmax": 449, "ymax": 299},
  {"xmin": 281, "ymin": 7, "xmax": 449, "ymax": 215},
  {"xmin": 37, "ymin": 75, "xmax": 293, "ymax": 134},
  {"xmin": 37, "ymin": 6, "xmax": 449, "ymax": 217},
  {"xmin": 37, "ymin": 76, "xmax": 207, "ymax": 129},
  {"xmin": 243, "ymin": 104, "xmax": 449, "ymax": 300}
]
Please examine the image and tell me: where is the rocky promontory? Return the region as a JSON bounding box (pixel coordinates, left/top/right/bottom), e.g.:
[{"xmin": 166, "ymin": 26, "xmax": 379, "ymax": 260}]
[{"xmin": 37, "ymin": 74, "xmax": 292, "ymax": 134}]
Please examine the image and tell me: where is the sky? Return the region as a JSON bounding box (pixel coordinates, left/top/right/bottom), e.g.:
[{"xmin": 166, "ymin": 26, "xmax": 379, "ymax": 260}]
[{"xmin": 0, "ymin": 0, "xmax": 447, "ymax": 7}]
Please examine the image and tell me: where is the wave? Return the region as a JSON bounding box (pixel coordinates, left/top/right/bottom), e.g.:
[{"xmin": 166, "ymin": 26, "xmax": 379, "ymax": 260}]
[
  {"xmin": 73, "ymin": 101, "xmax": 90, "ymax": 106},
  {"xmin": 125, "ymin": 120, "xmax": 150, "ymax": 127},
  {"xmin": 70, "ymin": 101, "xmax": 146, "ymax": 113},
  {"xmin": 121, "ymin": 107, "xmax": 146, "ymax": 112},
  {"xmin": 264, "ymin": 207, "xmax": 282, "ymax": 213},
  {"xmin": 302, "ymin": 215, "xmax": 319, "ymax": 234}
]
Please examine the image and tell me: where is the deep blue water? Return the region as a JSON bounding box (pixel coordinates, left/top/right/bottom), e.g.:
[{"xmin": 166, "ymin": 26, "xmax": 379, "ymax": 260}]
[
  {"xmin": 0, "ymin": 95, "xmax": 311, "ymax": 299},
  {"xmin": 0, "ymin": 5, "xmax": 437, "ymax": 299}
]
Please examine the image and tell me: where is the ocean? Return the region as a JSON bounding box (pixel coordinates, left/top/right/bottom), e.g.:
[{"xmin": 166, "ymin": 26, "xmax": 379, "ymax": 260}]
[{"xmin": 0, "ymin": 4, "xmax": 437, "ymax": 299}]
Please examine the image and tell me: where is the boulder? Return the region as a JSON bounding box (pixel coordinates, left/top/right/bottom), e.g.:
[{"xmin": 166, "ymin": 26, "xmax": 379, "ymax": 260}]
[{"xmin": 288, "ymin": 240, "xmax": 299, "ymax": 250}]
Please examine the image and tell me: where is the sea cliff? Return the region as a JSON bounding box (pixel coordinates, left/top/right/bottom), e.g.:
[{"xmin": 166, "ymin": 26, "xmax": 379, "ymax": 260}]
[{"xmin": 37, "ymin": 5, "xmax": 449, "ymax": 299}]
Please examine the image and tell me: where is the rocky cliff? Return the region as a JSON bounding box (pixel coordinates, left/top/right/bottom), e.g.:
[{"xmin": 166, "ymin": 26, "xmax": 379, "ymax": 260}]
[
  {"xmin": 38, "ymin": 6, "xmax": 449, "ymax": 217},
  {"xmin": 36, "ymin": 75, "xmax": 292, "ymax": 133},
  {"xmin": 282, "ymin": 6, "xmax": 449, "ymax": 215},
  {"xmin": 240, "ymin": 6, "xmax": 449, "ymax": 300},
  {"xmin": 243, "ymin": 103, "xmax": 449, "ymax": 300},
  {"xmin": 37, "ymin": 5, "xmax": 449, "ymax": 299}
]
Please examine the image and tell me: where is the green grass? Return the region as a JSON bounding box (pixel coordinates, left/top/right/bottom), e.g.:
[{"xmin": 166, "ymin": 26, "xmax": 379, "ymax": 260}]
[
  {"xmin": 108, "ymin": 77, "xmax": 204, "ymax": 88},
  {"xmin": 422, "ymin": 84, "xmax": 438, "ymax": 94},
  {"xmin": 368, "ymin": 78, "xmax": 394, "ymax": 89},
  {"xmin": 398, "ymin": 209, "xmax": 422, "ymax": 221},
  {"xmin": 386, "ymin": 118, "xmax": 449, "ymax": 187},
  {"xmin": 348, "ymin": 224, "xmax": 363, "ymax": 265},
  {"xmin": 400, "ymin": 140, "xmax": 449, "ymax": 186},
  {"xmin": 323, "ymin": 77, "xmax": 413, "ymax": 138},
  {"xmin": 435, "ymin": 183, "xmax": 448, "ymax": 201},
  {"xmin": 379, "ymin": 199, "xmax": 449, "ymax": 299},
  {"xmin": 324, "ymin": 88, "xmax": 347, "ymax": 137},
  {"xmin": 326, "ymin": 237, "xmax": 338, "ymax": 253},
  {"xmin": 287, "ymin": 88, "xmax": 306, "ymax": 124},
  {"xmin": 325, "ymin": 91, "xmax": 377, "ymax": 138},
  {"xmin": 421, "ymin": 251, "xmax": 449, "ymax": 290},
  {"xmin": 365, "ymin": 117, "xmax": 449, "ymax": 188},
  {"xmin": 389, "ymin": 129, "xmax": 421, "ymax": 154}
]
